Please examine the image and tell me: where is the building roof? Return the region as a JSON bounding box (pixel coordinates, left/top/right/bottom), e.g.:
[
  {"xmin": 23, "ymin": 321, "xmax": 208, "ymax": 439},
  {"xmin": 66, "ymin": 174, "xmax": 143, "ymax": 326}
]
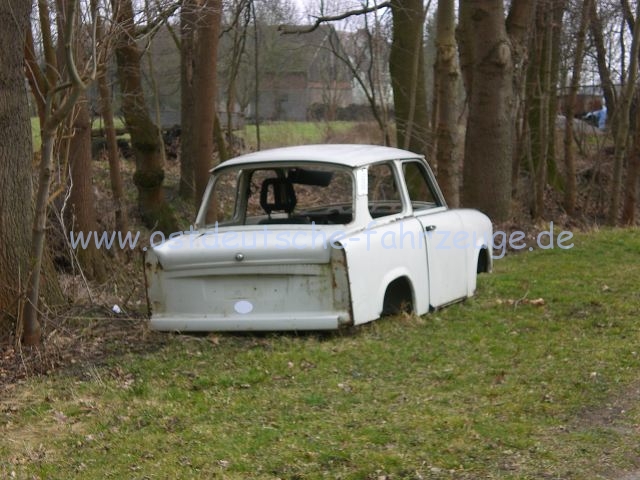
[{"xmin": 212, "ymin": 144, "xmax": 423, "ymax": 171}]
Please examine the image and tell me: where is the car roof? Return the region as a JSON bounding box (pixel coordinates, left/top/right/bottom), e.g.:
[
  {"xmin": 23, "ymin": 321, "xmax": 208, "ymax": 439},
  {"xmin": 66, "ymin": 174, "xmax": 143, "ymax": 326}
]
[{"xmin": 211, "ymin": 144, "xmax": 424, "ymax": 172}]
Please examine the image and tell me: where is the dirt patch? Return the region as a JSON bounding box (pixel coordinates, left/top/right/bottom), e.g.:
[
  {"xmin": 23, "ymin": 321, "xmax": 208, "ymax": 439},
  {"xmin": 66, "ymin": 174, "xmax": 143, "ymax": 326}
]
[
  {"xmin": 575, "ymin": 381, "xmax": 640, "ymax": 432},
  {"xmin": 572, "ymin": 381, "xmax": 640, "ymax": 479}
]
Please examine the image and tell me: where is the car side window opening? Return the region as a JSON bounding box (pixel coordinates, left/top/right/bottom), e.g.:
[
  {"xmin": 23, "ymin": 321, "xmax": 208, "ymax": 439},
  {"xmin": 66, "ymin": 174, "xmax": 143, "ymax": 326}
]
[
  {"xmin": 204, "ymin": 169, "xmax": 240, "ymax": 225},
  {"xmin": 368, "ymin": 162, "xmax": 403, "ymax": 218},
  {"xmin": 402, "ymin": 161, "xmax": 441, "ymax": 210}
]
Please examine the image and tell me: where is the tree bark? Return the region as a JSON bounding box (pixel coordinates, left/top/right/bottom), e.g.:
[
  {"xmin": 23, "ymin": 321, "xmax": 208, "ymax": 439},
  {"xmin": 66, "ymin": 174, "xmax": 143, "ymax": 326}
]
[
  {"xmin": 545, "ymin": 0, "xmax": 564, "ymax": 191},
  {"xmin": 590, "ymin": 1, "xmax": 616, "ymax": 128},
  {"xmin": 180, "ymin": 0, "xmax": 196, "ymax": 200},
  {"xmin": 434, "ymin": 0, "xmax": 460, "ymax": 206},
  {"xmin": 97, "ymin": 66, "xmax": 129, "ymax": 233},
  {"xmin": 192, "ymin": 0, "xmax": 222, "ymax": 208},
  {"xmin": 24, "ymin": 28, "xmax": 47, "ymax": 128},
  {"xmin": 180, "ymin": 0, "xmax": 222, "ymax": 208},
  {"xmin": 622, "ymin": 102, "xmax": 640, "ymax": 224},
  {"xmin": 62, "ymin": 1, "xmax": 105, "ymax": 280},
  {"xmin": 389, "ymin": 0, "xmax": 430, "ymax": 157},
  {"xmin": 526, "ymin": 0, "xmax": 556, "ymax": 220},
  {"xmin": 67, "ymin": 95, "xmax": 106, "ymax": 280},
  {"xmin": 23, "ymin": 0, "xmax": 91, "ymax": 345},
  {"xmin": 563, "ymin": 0, "xmax": 591, "ymax": 216},
  {"xmin": 622, "ymin": 2, "xmax": 640, "ymax": 225},
  {"xmin": 457, "ymin": 0, "xmax": 535, "ymax": 222},
  {"xmin": 0, "ymin": 0, "xmax": 34, "ymax": 339},
  {"xmin": 609, "ymin": 2, "xmax": 640, "ymax": 225},
  {"xmin": 113, "ymin": 0, "xmax": 177, "ymax": 233}
]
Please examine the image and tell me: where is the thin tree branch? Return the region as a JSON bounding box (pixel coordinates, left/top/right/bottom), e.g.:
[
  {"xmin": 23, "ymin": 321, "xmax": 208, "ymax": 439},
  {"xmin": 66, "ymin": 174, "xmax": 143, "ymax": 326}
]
[
  {"xmin": 278, "ymin": 1, "xmax": 391, "ymax": 34},
  {"xmin": 135, "ymin": 2, "xmax": 180, "ymax": 38},
  {"xmin": 622, "ymin": 0, "xmax": 635, "ymax": 34}
]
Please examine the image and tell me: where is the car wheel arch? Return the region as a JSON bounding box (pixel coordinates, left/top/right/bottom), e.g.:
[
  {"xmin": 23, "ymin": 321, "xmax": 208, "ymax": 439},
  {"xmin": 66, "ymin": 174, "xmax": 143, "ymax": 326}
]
[
  {"xmin": 476, "ymin": 247, "xmax": 490, "ymax": 274},
  {"xmin": 381, "ymin": 275, "xmax": 415, "ymax": 316}
]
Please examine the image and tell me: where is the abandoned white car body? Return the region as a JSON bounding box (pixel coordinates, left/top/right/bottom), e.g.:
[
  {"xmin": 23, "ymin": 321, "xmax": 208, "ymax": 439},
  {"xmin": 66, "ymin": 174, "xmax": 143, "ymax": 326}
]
[{"xmin": 145, "ymin": 144, "xmax": 492, "ymax": 331}]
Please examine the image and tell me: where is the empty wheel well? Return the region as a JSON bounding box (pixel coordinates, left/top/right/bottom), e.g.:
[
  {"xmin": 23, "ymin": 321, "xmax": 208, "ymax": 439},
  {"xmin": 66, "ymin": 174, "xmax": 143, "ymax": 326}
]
[
  {"xmin": 382, "ymin": 276, "xmax": 414, "ymax": 316},
  {"xmin": 477, "ymin": 247, "xmax": 490, "ymax": 273}
]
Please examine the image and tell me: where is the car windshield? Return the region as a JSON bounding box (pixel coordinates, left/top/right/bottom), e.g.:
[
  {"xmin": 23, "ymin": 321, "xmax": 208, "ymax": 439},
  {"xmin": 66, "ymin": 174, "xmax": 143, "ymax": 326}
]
[{"xmin": 200, "ymin": 163, "xmax": 354, "ymax": 226}]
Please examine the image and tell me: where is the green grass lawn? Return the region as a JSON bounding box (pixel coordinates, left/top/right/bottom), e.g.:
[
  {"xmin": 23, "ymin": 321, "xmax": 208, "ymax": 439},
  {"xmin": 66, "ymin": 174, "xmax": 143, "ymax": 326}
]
[
  {"xmin": 2, "ymin": 228, "xmax": 640, "ymax": 479},
  {"xmin": 32, "ymin": 119, "xmax": 356, "ymax": 152},
  {"xmin": 31, "ymin": 117, "xmax": 127, "ymax": 151},
  {"xmin": 239, "ymin": 121, "xmax": 357, "ymax": 149}
]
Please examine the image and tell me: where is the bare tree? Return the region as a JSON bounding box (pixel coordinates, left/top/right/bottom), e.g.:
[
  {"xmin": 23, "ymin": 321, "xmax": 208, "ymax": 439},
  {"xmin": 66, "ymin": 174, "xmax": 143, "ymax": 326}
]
[
  {"xmin": 589, "ymin": 1, "xmax": 616, "ymax": 129},
  {"xmin": 93, "ymin": 0, "xmax": 129, "ymax": 233},
  {"xmin": 23, "ymin": 0, "xmax": 95, "ymax": 345},
  {"xmin": 0, "ymin": 0, "xmax": 34, "ymax": 338},
  {"xmin": 563, "ymin": 0, "xmax": 592, "ymax": 216},
  {"xmin": 326, "ymin": 6, "xmax": 393, "ymax": 145},
  {"xmin": 525, "ymin": 0, "xmax": 565, "ymax": 219},
  {"xmin": 179, "ymin": 0, "xmax": 222, "ymax": 209},
  {"xmin": 389, "ymin": 0, "xmax": 430, "ymax": 156},
  {"xmin": 433, "ymin": 0, "xmax": 460, "ymax": 206},
  {"xmin": 622, "ymin": 0, "xmax": 640, "ymax": 225},
  {"xmin": 112, "ymin": 0, "xmax": 177, "ymax": 232},
  {"xmin": 608, "ymin": 1, "xmax": 640, "ymax": 225},
  {"xmin": 457, "ymin": 0, "xmax": 535, "ymax": 222},
  {"xmin": 180, "ymin": 0, "xmax": 196, "ymax": 199},
  {"xmin": 193, "ymin": 0, "xmax": 223, "ymax": 207},
  {"xmin": 222, "ymin": 0, "xmax": 251, "ymax": 151},
  {"xmin": 63, "ymin": 0, "xmax": 106, "ymax": 281},
  {"xmin": 280, "ymin": 0, "xmax": 430, "ymax": 155}
]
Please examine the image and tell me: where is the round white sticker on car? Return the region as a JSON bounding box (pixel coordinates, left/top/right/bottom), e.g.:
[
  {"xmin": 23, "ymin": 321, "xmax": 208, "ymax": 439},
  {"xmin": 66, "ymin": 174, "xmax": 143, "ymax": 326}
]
[{"xmin": 234, "ymin": 300, "xmax": 254, "ymax": 314}]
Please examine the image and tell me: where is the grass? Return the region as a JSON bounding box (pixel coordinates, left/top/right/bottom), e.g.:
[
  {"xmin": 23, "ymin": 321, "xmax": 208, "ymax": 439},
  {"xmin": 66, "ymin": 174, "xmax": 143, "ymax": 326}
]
[
  {"xmin": 31, "ymin": 117, "xmax": 41, "ymax": 149},
  {"xmin": 31, "ymin": 118, "xmax": 360, "ymax": 153},
  {"xmin": 30, "ymin": 117, "xmax": 127, "ymax": 151},
  {"xmin": 2, "ymin": 228, "xmax": 640, "ymax": 479},
  {"xmin": 239, "ymin": 121, "xmax": 358, "ymax": 149}
]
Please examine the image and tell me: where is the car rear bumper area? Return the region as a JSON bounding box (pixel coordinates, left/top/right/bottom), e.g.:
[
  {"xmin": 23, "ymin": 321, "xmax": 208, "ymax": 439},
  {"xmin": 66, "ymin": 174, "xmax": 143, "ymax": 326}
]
[{"xmin": 150, "ymin": 312, "xmax": 350, "ymax": 332}]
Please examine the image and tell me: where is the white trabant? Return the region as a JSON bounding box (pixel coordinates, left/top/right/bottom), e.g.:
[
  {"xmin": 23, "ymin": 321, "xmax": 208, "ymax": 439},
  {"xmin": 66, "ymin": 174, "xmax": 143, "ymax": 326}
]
[{"xmin": 145, "ymin": 144, "xmax": 492, "ymax": 331}]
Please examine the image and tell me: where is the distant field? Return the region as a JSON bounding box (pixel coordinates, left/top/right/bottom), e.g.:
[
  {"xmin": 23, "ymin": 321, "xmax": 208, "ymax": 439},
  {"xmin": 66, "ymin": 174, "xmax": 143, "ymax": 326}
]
[
  {"xmin": 239, "ymin": 121, "xmax": 358, "ymax": 149},
  {"xmin": 30, "ymin": 117, "xmax": 127, "ymax": 151},
  {"xmin": 2, "ymin": 228, "xmax": 640, "ymax": 478},
  {"xmin": 31, "ymin": 117, "xmax": 40, "ymax": 149},
  {"xmin": 31, "ymin": 119, "xmax": 378, "ymax": 154}
]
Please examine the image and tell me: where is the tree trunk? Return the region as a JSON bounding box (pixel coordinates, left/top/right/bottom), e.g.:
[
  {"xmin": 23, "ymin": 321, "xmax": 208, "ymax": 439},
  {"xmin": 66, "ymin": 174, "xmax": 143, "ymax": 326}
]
[
  {"xmin": 622, "ymin": 100, "xmax": 640, "ymax": 224},
  {"xmin": 67, "ymin": 95, "xmax": 106, "ymax": 280},
  {"xmin": 622, "ymin": 3, "xmax": 640, "ymax": 226},
  {"xmin": 458, "ymin": 0, "xmax": 534, "ymax": 222},
  {"xmin": 62, "ymin": 2, "xmax": 105, "ymax": 280},
  {"xmin": 23, "ymin": 0, "xmax": 89, "ymax": 345},
  {"xmin": 24, "ymin": 28, "xmax": 47, "ymax": 128},
  {"xmin": 179, "ymin": 0, "xmax": 196, "ymax": 200},
  {"xmin": 113, "ymin": 0, "xmax": 177, "ymax": 233},
  {"xmin": 609, "ymin": 3, "xmax": 640, "ymax": 225},
  {"xmin": 97, "ymin": 66, "xmax": 129, "ymax": 233},
  {"xmin": 434, "ymin": 0, "xmax": 460, "ymax": 206},
  {"xmin": 192, "ymin": 0, "xmax": 222, "ymax": 208},
  {"xmin": 225, "ymin": 1, "xmax": 250, "ymax": 150},
  {"xmin": 389, "ymin": 0, "xmax": 430, "ymax": 157},
  {"xmin": 545, "ymin": 0, "xmax": 564, "ymax": 191},
  {"xmin": 526, "ymin": 0, "xmax": 555, "ymax": 220},
  {"xmin": 563, "ymin": 0, "xmax": 591, "ymax": 216},
  {"xmin": 590, "ymin": 1, "xmax": 616, "ymax": 129},
  {"xmin": 459, "ymin": 1, "xmax": 514, "ymax": 221},
  {"xmin": 0, "ymin": 0, "xmax": 33, "ymax": 339}
]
